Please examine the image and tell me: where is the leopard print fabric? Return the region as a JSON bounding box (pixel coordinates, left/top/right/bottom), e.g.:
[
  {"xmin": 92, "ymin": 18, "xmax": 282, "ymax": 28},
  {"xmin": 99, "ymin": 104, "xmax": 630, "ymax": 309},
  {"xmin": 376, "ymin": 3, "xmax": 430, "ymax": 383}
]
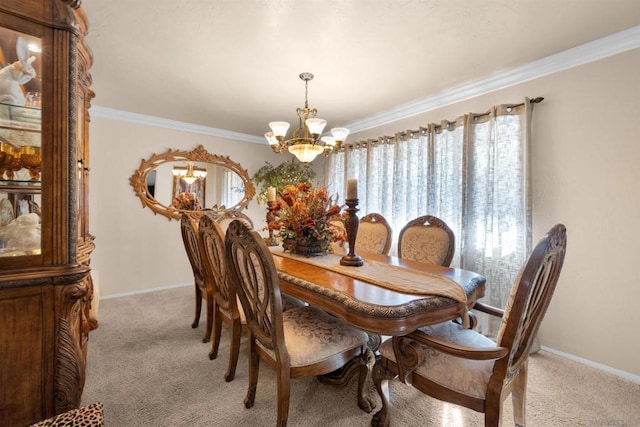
[{"xmin": 30, "ymin": 402, "xmax": 104, "ymax": 426}]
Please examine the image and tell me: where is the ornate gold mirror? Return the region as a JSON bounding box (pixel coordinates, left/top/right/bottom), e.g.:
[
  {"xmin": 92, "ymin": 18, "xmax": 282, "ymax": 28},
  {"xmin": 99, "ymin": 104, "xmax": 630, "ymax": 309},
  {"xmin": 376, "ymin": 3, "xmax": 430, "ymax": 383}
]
[{"xmin": 130, "ymin": 145, "xmax": 256, "ymax": 221}]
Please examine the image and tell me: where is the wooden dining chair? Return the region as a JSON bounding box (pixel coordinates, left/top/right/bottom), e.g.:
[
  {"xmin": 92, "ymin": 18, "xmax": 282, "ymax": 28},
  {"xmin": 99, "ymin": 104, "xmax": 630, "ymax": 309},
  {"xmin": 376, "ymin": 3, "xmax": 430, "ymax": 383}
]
[
  {"xmin": 225, "ymin": 219, "xmax": 375, "ymax": 427},
  {"xmin": 216, "ymin": 209, "xmax": 253, "ymax": 234},
  {"xmin": 356, "ymin": 213, "xmax": 392, "ymax": 255},
  {"xmin": 180, "ymin": 213, "xmax": 213, "ymax": 343},
  {"xmin": 198, "ymin": 212, "xmax": 245, "ymax": 381},
  {"xmin": 397, "ymin": 214, "xmax": 455, "ymax": 266},
  {"xmin": 199, "ymin": 213, "xmax": 308, "ymax": 380},
  {"xmin": 372, "ymin": 224, "xmax": 567, "ymax": 427}
]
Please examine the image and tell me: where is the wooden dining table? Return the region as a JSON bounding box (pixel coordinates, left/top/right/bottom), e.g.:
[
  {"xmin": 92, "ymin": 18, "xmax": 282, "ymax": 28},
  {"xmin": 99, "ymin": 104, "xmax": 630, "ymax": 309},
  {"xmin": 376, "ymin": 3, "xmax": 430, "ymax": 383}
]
[{"xmin": 270, "ymin": 247, "xmax": 486, "ymax": 337}]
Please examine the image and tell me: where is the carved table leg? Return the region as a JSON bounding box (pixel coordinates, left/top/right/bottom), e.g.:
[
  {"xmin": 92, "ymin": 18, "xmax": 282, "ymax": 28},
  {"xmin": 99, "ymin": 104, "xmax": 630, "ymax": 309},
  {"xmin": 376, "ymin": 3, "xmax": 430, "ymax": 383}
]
[
  {"xmin": 320, "ymin": 332, "xmax": 381, "ymax": 385},
  {"xmin": 318, "ymin": 359, "xmax": 361, "ymax": 386},
  {"xmin": 357, "ymin": 348, "xmax": 376, "ymax": 413},
  {"xmin": 318, "ymin": 348, "xmax": 376, "ymax": 413},
  {"xmin": 371, "ymin": 358, "xmax": 396, "ymax": 427}
]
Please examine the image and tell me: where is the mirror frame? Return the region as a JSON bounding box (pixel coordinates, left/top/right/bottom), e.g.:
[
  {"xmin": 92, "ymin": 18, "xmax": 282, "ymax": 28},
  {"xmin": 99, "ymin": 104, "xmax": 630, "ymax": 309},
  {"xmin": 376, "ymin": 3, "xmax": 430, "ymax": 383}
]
[{"xmin": 129, "ymin": 145, "xmax": 256, "ymax": 221}]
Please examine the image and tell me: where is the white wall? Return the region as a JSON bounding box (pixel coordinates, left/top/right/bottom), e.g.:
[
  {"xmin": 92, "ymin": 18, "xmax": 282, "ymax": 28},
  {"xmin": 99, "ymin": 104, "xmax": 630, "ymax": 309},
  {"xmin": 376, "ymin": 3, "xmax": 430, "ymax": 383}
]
[
  {"xmin": 88, "ymin": 119, "xmax": 283, "ymax": 296},
  {"xmin": 89, "ymin": 48, "xmax": 640, "ymax": 378},
  {"xmin": 348, "ymin": 48, "xmax": 640, "ymax": 377}
]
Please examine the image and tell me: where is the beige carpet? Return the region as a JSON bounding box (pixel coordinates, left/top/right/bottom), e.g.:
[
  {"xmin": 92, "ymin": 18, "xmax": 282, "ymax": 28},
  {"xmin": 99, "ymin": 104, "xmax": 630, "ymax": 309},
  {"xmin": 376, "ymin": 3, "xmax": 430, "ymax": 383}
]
[{"xmin": 83, "ymin": 286, "xmax": 640, "ymax": 426}]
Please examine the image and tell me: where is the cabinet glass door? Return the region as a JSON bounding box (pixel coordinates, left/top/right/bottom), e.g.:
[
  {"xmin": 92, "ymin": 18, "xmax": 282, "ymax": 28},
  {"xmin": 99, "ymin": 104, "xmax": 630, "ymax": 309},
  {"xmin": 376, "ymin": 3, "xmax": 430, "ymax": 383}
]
[{"xmin": 0, "ymin": 27, "xmax": 42, "ymax": 257}]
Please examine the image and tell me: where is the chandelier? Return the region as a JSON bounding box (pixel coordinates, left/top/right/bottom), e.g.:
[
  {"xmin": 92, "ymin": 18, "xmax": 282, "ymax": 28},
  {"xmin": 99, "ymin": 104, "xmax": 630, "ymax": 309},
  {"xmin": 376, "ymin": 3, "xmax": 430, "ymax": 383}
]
[
  {"xmin": 265, "ymin": 72, "xmax": 349, "ymax": 163},
  {"xmin": 172, "ymin": 161, "xmax": 207, "ymax": 185}
]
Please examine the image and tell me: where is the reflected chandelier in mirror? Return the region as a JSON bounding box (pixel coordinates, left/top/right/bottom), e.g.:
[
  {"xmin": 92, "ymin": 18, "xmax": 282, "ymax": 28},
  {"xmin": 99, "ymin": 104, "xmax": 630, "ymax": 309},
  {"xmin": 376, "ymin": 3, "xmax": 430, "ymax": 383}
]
[{"xmin": 129, "ymin": 145, "xmax": 256, "ymax": 221}]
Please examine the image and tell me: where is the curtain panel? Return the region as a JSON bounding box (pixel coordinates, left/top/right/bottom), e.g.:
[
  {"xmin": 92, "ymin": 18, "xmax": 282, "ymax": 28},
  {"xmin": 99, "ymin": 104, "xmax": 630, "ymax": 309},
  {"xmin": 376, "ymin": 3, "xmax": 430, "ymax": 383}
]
[{"xmin": 325, "ymin": 98, "xmax": 535, "ymax": 337}]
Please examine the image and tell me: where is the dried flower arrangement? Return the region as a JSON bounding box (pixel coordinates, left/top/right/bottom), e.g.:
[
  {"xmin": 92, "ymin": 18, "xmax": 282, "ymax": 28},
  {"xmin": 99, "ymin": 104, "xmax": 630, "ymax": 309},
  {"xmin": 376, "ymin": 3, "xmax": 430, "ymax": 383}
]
[
  {"xmin": 171, "ymin": 192, "xmax": 201, "ymax": 211},
  {"xmin": 268, "ymin": 183, "xmax": 345, "ymax": 255}
]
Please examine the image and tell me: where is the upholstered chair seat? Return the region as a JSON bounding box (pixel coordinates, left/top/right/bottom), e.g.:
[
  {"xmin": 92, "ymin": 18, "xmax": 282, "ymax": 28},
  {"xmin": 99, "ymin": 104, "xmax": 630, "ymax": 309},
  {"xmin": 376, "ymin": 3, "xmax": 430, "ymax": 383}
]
[
  {"xmin": 379, "ymin": 322, "xmax": 496, "ymax": 399},
  {"xmin": 257, "ymin": 305, "xmax": 369, "ymax": 367}
]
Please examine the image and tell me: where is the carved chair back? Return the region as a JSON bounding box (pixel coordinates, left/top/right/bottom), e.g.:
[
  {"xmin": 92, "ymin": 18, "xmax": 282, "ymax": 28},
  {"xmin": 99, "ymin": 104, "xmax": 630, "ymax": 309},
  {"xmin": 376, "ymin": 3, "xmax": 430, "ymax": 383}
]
[
  {"xmin": 217, "ymin": 210, "xmax": 253, "ymax": 234},
  {"xmin": 494, "ymin": 223, "xmax": 567, "ymax": 383},
  {"xmin": 198, "ymin": 212, "xmax": 244, "ymax": 380},
  {"xmin": 356, "ymin": 213, "xmax": 392, "ymax": 255},
  {"xmin": 397, "ymin": 215, "xmax": 455, "ymax": 266},
  {"xmin": 180, "ymin": 214, "xmax": 205, "ymax": 290},
  {"xmin": 180, "ymin": 213, "xmax": 213, "ymax": 342}
]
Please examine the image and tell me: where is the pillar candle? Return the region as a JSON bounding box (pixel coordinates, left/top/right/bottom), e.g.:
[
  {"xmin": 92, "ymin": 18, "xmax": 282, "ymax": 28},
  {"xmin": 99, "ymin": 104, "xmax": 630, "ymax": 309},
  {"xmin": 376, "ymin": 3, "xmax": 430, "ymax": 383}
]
[
  {"xmin": 267, "ymin": 186, "xmax": 276, "ymax": 202},
  {"xmin": 346, "ymin": 178, "xmax": 358, "ymax": 199}
]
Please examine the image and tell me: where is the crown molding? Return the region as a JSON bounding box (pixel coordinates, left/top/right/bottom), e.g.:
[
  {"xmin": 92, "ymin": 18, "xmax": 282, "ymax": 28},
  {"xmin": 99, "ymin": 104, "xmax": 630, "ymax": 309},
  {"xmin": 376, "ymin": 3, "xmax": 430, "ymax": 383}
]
[
  {"xmin": 346, "ymin": 25, "xmax": 640, "ymax": 133},
  {"xmin": 89, "ymin": 106, "xmax": 265, "ymax": 144},
  {"xmin": 91, "ymin": 25, "xmax": 640, "ymax": 142}
]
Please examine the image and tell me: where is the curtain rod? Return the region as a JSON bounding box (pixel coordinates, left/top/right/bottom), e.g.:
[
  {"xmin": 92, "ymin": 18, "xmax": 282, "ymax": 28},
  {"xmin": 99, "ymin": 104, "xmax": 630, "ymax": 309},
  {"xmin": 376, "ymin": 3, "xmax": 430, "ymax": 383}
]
[{"xmin": 344, "ymin": 97, "xmax": 544, "ymax": 148}]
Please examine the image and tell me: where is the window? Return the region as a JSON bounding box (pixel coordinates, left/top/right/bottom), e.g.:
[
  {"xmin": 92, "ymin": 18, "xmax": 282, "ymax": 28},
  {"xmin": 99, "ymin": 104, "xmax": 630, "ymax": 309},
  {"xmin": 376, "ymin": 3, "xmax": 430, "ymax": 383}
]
[{"xmin": 325, "ymin": 99, "xmax": 536, "ymax": 336}]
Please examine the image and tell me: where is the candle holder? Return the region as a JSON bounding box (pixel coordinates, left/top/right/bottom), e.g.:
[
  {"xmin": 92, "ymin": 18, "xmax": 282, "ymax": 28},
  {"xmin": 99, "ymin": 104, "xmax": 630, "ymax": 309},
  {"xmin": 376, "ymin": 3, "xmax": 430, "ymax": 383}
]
[
  {"xmin": 264, "ymin": 200, "xmax": 279, "ymax": 246},
  {"xmin": 340, "ymin": 198, "xmax": 364, "ymax": 266}
]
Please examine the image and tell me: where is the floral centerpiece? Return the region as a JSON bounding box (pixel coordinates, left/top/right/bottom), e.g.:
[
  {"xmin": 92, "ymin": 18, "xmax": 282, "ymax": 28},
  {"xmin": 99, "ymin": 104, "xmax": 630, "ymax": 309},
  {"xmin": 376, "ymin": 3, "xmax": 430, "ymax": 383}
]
[
  {"xmin": 268, "ymin": 183, "xmax": 345, "ymax": 255},
  {"xmin": 171, "ymin": 192, "xmax": 201, "ymax": 211}
]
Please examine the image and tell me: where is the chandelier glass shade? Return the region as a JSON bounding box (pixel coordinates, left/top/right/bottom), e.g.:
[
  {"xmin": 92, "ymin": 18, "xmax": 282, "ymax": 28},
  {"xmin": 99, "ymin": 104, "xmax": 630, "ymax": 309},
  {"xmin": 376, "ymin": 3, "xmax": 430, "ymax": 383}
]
[
  {"xmin": 172, "ymin": 161, "xmax": 207, "ymax": 185},
  {"xmin": 265, "ymin": 72, "xmax": 349, "ymax": 163}
]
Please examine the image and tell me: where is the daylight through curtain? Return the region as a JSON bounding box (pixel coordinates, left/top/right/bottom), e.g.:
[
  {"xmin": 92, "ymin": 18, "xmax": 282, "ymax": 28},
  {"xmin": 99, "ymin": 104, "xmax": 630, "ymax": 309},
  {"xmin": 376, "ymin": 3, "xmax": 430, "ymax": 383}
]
[{"xmin": 325, "ymin": 98, "xmax": 535, "ymax": 337}]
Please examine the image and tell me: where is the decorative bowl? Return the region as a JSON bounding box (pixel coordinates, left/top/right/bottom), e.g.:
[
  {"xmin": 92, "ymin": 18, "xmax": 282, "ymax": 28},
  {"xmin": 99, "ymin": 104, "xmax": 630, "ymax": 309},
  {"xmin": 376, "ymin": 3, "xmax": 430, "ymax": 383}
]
[
  {"xmin": 0, "ymin": 143, "xmax": 20, "ymax": 179},
  {"xmin": 19, "ymin": 145, "xmax": 41, "ymax": 180}
]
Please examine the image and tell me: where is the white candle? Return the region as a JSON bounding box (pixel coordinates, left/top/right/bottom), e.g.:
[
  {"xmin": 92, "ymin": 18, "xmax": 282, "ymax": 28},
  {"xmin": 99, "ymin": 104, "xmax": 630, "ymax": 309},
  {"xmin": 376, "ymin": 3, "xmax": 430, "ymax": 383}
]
[
  {"xmin": 267, "ymin": 186, "xmax": 276, "ymax": 202},
  {"xmin": 346, "ymin": 178, "xmax": 358, "ymax": 200}
]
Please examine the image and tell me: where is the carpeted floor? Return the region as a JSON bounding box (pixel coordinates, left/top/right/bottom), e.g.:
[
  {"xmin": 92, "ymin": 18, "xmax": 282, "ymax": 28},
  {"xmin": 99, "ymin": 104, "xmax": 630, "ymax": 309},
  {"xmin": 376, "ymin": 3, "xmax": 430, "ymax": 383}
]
[{"xmin": 82, "ymin": 286, "xmax": 640, "ymax": 426}]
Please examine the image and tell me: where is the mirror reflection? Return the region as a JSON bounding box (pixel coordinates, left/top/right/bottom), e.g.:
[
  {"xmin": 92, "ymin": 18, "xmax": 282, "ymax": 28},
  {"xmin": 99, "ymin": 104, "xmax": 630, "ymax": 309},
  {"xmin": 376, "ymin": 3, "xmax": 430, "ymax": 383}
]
[
  {"xmin": 130, "ymin": 145, "xmax": 256, "ymax": 221},
  {"xmin": 150, "ymin": 161, "xmax": 246, "ymax": 210}
]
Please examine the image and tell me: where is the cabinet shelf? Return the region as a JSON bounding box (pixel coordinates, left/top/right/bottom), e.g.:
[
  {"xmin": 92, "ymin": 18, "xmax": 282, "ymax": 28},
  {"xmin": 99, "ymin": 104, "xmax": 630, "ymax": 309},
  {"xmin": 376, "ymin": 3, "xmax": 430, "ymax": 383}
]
[
  {"xmin": 0, "ymin": 180, "xmax": 41, "ymax": 190},
  {"xmin": 0, "ymin": 102, "xmax": 41, "ymax": 129},
  {"xmin": 0, "ymin": 102, "xmax": 41, "ymax": 155}
]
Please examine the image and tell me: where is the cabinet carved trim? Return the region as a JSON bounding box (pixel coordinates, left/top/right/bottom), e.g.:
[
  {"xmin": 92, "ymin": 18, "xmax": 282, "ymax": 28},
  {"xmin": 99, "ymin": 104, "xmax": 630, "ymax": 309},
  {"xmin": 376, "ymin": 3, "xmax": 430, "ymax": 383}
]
[
  {"xmin": 55, "ymin": 275, "xmax": 90, "ymax": 413},
  {"xmin": 55, "ymin": 317, "xmax": 83, "ymax": 412}
]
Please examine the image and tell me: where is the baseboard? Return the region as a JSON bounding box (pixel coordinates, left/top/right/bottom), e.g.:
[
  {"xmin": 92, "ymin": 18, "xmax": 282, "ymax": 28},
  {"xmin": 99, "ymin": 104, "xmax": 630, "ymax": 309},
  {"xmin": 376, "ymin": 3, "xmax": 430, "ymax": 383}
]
[
  {"xmin": 541, "ymin": 346, "xmax": 640, "ymax": 384},
  {"xmin": 99, "ymin": 282, "xmax": 192, "ymax": 300}
]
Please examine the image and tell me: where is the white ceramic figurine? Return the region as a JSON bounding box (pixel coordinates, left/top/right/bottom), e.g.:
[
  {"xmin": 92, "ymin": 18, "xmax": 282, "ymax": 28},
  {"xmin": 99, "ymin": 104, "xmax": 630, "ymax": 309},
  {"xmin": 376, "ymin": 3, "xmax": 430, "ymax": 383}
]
[{"xmin": 0, "ymin": 37, "xmax": 37, "ymax": 106}]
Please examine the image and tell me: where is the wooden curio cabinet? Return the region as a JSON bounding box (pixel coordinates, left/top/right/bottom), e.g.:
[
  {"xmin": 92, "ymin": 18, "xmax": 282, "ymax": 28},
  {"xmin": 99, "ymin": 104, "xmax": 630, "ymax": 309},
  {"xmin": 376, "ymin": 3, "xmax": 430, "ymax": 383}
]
[{"xmin": 0, "ymin": 1, "xmax": 95, "ymax": 425}]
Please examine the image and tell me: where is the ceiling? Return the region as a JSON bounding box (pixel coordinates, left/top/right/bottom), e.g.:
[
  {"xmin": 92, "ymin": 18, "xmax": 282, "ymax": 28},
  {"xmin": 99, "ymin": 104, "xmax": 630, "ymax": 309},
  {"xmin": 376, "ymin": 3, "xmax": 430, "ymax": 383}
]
[{"xmin": 82, "ymin": 0, "xmax": 640, "ymax": 141}]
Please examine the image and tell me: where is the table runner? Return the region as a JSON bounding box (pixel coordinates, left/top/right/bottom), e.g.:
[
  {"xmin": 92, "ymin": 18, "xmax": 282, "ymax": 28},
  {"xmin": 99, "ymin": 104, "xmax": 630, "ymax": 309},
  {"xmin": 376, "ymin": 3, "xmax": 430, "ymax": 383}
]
[{"xmin": 269, "ymin": 247, "xmax": 467, "ymax": 305}]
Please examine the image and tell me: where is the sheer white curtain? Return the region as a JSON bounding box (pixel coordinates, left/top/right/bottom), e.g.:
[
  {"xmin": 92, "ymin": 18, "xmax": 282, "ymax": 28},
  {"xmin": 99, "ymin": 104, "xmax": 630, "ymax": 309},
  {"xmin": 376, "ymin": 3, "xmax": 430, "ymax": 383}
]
[{"xmin": 325, "ymin": 99, "xmax": 535, "ymax": 337}]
